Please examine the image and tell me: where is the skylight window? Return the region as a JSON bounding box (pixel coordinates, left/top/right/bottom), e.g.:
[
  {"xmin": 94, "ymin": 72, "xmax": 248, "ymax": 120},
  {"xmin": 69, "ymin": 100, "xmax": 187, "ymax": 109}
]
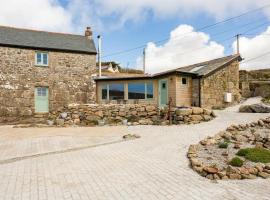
[{"xmin": 190, "ymin": 65, "xmax": 206, "ymax": 73}]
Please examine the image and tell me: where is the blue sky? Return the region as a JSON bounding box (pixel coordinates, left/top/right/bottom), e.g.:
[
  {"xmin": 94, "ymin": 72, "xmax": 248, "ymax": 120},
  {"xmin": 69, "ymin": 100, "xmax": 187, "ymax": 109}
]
[{"xmin": 0, "ymin": 0, "xmax": 270, "ymax": 72}]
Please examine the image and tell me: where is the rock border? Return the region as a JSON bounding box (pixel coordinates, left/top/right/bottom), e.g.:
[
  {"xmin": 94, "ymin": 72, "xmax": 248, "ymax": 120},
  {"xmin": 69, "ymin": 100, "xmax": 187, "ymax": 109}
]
[{"xmin": 188, "ymin": 117, "xmax": 270, "ymax": 180}]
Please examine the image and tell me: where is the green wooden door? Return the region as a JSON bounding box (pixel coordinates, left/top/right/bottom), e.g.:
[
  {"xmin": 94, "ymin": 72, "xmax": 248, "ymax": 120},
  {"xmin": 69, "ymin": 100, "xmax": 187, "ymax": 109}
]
[
  {"xmin": 35, "ymin": 87, "xmax": 49, "ymax": 112},
  {"xmin": 159, "ymin": 79, "xmax": 168, "ymax": 107}
]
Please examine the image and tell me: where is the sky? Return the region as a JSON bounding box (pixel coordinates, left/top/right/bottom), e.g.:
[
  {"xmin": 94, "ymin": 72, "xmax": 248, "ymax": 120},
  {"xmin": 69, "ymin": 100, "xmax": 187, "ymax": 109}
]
[{"xmin": 0, "ymin": 0, "xmax": 270, "ymax": 73}]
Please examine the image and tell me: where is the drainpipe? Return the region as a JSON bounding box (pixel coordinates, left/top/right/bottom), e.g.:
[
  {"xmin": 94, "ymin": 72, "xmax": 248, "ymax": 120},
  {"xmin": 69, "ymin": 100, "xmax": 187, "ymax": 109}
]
[
  {"xmin": 199, "ymin": 78, "xmax": 201, "ymax": 107},
  {"xmin": 143, "ymin": 48, "xmax": 146, "ymax": 74},
  {"xmin": 97, "ymin": 35, "xmax": 102, "ymax": 77}
]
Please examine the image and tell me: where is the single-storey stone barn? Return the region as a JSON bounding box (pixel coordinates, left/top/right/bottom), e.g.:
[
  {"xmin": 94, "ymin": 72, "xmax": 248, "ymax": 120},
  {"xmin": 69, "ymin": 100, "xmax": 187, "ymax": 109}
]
[
  {"xmin": 0, "ymin": 26, "xmax": 97, "ymax": 122},
  {"xmin": 95, "ymin": 54, "xmax": 242, "ymax": 109}
]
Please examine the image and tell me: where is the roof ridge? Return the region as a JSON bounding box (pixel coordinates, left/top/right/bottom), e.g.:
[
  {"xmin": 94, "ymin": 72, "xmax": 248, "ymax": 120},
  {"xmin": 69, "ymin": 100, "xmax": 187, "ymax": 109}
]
[{"xmin": 0, "ymin": 25, "xmax": 84, "ymax": 37}]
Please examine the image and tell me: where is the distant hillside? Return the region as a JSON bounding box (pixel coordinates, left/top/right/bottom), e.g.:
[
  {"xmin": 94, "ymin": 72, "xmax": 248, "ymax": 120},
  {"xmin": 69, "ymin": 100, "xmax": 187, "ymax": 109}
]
[
  {"xmin": 96, "ymin": 61, "xmax": 144, "ymax": 74},
  {"xmin": 240, "ymin": 68, "xmax": 270, "ymax": 80}
]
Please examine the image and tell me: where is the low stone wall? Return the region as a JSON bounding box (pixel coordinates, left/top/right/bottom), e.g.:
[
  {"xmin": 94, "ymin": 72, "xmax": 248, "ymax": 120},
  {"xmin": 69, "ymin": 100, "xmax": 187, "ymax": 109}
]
[{"xmin": 46, "ymin": 104, "xmax": 215, "ymax": 126}]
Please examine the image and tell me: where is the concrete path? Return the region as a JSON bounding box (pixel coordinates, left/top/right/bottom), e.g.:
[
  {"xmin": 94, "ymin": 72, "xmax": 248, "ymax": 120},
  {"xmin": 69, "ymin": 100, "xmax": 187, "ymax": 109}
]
[{"xmin": 0, "ymin": 97, "xmax": 269, "ymax": 200}]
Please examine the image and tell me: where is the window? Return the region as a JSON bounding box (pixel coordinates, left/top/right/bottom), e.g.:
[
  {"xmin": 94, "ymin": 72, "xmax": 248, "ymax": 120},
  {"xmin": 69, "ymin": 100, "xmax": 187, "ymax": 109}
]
[
  {"xmin": 162, "ymin": 83, "xmax": 166, "ymax": 89},
  {"xmin": 101, "ymin": 85, "xmax": 108, "ymax": 100},
  {"xmin": 128, "ymin": 83, "xmax": 145, "ymax": 99},
  {"xmin": 128, "ymin": 82, "xmax": 153, "ymax": 100},
  {"xmin": 146, "ymin": 83, "xmax": 153, "ymax": 99},
  {"xmin": 181, "ymin": 77, "xmax": 188, "ymax": 85},
  {"xmin": 109, "ymin": 84, "xmax": 124, "ymax": 100},
  {"xmin": 35, "ymin": 52, "xmax": 49, "ymax": 66},
  {"xmin": 37, "ymin": 87, "xmax": 47, "ymax": 96}
]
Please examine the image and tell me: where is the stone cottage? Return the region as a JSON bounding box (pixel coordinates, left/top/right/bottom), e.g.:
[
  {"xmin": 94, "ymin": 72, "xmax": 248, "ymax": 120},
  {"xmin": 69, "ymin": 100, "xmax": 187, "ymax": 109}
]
[
  {"xmin": 0, "ymin": 26, "xmax": 97, "ymax": 122},
  {"xmin": 95, "ymin": 54, "xmax": 242, "ymax": 109}
]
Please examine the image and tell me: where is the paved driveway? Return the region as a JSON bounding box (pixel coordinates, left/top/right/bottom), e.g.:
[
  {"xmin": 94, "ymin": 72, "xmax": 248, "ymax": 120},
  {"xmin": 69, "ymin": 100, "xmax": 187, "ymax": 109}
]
[{"xmin": 0, "ymin": 98, "xmax": 270, "ymax": 200}]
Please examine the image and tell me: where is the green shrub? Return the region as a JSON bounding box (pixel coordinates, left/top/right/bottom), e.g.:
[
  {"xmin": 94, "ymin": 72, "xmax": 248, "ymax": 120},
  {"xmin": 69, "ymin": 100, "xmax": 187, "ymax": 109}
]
[
  {"xmin": 218, "ymin": 142, "xmax": 228, "ymax": 149},
  {"xmin": 236, "ymin": 148, "xmax": 249, "ymax": 157},
  {"xmin": 262, "ymin": 96, "xmax": 270, "ymax": 104},
  {"xmin": 236, "ymin": 148, "xmax": 270, "ymax": 163},
  {"xmin": 229, "ymin": 157, "xmax": 244, "ymax": 167}
]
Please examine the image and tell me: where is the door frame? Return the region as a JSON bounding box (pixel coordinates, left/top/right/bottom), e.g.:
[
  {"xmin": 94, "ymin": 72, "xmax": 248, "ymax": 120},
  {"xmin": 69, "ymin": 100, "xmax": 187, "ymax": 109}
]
[{"xmin": 158, "ymin": 78, "xmax": 168, "ymax": 107}]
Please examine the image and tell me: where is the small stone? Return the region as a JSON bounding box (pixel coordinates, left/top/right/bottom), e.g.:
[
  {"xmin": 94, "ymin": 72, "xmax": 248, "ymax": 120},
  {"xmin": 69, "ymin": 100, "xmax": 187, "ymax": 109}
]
[
  {"xmin": 193, "ymin": 166, "xmax": 203, "ymax": 173},
  {"xmin": 265, "ymin": 163, "xmax": 270, "ymax": 170},
  {"xmin": 188, "ymin": 145, "xmax": 198, "ymax": 154},
  {"xmin": 255, "ymin": 163, "xmax": 265, "ymax": 172},
  {"xmin": 258, "ymin": 120, "xmax": 264, "ymax": 126},
  {"xmin": 60, "ymin": 112, "xmax": 68, "ymax": 119},
  {"xmin": 203, "ymin": 166, "xmax": 218, "ymax": 174},
  {"xmin": 73, "ymin": 118, "xmax": 80, "ymax": 125},
  {"xmin": 222, "ymin": 151, "xmax": 229, "ymax": 157},
  {"xmin": 190, "ymin": 158, "xmax": 202, "ymax": 167},
  {"xmin": 192, "ymin": 107, "xmax": 204, "ymax": 115},
  {"xmin": 241, "ymin": 174, "xmax": 257, "ymax": 179},
  {"xmin": 190, "ymin": 115, "xmax": 203, "ymax": 121},
  {"xmin": 56, "ymin": 118, "xmax": 65, "ymax": 126},
  {"xmin": 206, "ymin": 174, "xmax": 214, "ymax": 180},
  {"xmin": 175, "ymin": 108, "xmax": 193, "ymax": 116},
  {"xmin": 222, "ymin": 176, "xmax": 229, "ymax": 180},
  {"xmin": 258, "ymin": 172, "xmax": 270, "ymax": 179},
  {"xmin": 229, "ymin": 173, "xmax": 241, "ymax": 179}
]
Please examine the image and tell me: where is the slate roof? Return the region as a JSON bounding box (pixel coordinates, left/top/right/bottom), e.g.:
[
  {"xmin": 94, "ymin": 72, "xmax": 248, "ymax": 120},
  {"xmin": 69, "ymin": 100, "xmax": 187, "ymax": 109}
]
[
  {"xmin": 175, "ymin": 54, "xmax": 242, "ymax": 76},
  {"xmin": 95, "ymin": 54, "xmax": 242, "ymax": 81},
  {"xmin": 0, "ymin": 26, "xmax": 97, "ymax": 54}
]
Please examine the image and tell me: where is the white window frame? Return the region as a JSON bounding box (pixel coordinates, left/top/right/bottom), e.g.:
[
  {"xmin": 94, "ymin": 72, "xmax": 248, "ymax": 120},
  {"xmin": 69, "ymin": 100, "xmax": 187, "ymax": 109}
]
[
  {"xmin": 35, "ymin": 52, "xmax": 49, "ymax": 66},
  {"xmin": 181, "ymin": 77, "xmax": 188, "ymax": 86}
]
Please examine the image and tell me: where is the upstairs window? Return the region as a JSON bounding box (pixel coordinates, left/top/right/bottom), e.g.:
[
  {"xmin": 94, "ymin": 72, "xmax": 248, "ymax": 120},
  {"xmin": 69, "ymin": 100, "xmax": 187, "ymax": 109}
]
[
  {"xmin": 35, "ymin": 52, "xmax": 48, "ymax": 66},
  {"xmin": 181, "ymin": 77, "xmax": 188, "ymax": 86}
]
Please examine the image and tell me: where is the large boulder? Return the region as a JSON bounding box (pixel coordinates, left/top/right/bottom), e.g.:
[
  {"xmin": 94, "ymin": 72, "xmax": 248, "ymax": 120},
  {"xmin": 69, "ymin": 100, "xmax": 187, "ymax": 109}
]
[
  {"xmin": 175, "ymin": 108, "xmax": 193, "ymax": 116},
  {"xmin": 192, "ymin": 107, "xmax": 204, "ymax": 115},
  {"xmin": 239, "ymin": 104, "xmax": 270, "ymax": 113}
]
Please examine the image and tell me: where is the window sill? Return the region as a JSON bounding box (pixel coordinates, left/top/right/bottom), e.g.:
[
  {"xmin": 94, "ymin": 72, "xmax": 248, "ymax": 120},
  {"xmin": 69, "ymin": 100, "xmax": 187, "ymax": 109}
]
[{"xmin": 35, "ymin": 64, "xmax": 49, "ymax": 67}]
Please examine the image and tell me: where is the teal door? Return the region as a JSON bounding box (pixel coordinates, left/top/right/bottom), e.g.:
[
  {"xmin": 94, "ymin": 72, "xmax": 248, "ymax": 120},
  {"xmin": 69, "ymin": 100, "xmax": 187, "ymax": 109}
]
[
  {"xmin": 35, "ymin": 87, "xmax": 49, "ymax": 112},
  {"xmin": 159, "ymin": 79, "xmax": 168, "ymax": 107}
]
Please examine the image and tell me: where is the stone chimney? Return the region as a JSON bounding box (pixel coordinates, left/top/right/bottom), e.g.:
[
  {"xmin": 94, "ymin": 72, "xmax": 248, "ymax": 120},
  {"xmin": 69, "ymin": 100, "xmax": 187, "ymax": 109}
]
[{"xmin": 85, "ymin": 27, "xmax": 92, "ymax": 39}]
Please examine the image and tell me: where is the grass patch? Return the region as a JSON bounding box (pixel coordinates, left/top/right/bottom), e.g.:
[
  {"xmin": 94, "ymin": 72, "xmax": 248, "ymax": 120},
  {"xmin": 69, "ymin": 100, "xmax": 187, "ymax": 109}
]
[
  {"xmin": 229, "ymin": 157, "xmax": 244, "ymax": 167},
  {"xmin": 218, "ymin": 142, "xmax": 229, "ymax": 149},
  {"xmin": 262, "ymin": 96, "xmax": 270, "ymax": 104},
  {"xmin": 236, "ymin": 148, "xmax": 270, "ymax": 163}
]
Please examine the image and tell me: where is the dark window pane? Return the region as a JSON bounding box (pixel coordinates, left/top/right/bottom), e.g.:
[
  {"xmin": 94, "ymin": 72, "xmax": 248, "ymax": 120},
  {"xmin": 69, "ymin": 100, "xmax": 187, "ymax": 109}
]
[
  {"xmin": 146, "ymin": 83, "xmax": 153, "ymax": 99},
  {"xmin": 182, "ymin": 78, "xmax": 187, "ymax": 85},
  {"xmin": 128, "ymin": 83, "xmax": 145, "ymax": 99},
  {"xmin": 101, "ymin": 85, "xmax": 107, "ymax": 100},
  {"xmin": 43, "ymin": 53, "xmax": 48, "ymax": 65},
  {"xmin": 109, "ymin": 84, "xmax": 124, "ymax": 100},
  {"xmin": 162, "ymin": 83, "xmax": 166, "ymax": 89},
  {"xmin": 37, "ymin": 53, "xmax": 42, "ymax": 64}
]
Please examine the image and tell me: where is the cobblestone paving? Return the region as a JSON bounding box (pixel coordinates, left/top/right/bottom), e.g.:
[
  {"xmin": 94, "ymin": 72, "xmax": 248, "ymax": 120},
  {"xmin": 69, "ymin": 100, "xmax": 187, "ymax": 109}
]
[
  {"xmin": 0, "ymin": 99, "xmax": 270, "ymax": 200},
  {"xmin": 0, "ymin": 126, "xmax": 125, "ymax": 162}
]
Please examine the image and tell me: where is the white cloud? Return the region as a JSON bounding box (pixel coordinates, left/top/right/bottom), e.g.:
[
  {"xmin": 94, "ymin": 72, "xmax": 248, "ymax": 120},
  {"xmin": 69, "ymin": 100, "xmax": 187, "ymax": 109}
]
[
  {"xmin": 1, "ymin": 0, "xmax": 270, "ymax": 34},
  {"xmin": 95, "ymin": 0, "xmax": 270, "ymax": 26},
  {"xmin": 0, "ymin": 0, "xmax": 73, "ymax": 32},
  {"xmin": 233, "ymin": 26, "xmax": 270, "ymax": 70},
  {"xmin": 137, "ymin": 25, "xmax": 225, "ymax": 73}
]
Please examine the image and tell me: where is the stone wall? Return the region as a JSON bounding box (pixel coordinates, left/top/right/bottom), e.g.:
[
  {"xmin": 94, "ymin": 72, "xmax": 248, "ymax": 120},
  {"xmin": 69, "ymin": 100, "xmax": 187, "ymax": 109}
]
[
  {"xmin": 239, "ymin": 69, "xmax": 270, "ymax": 98},
  {"xmin": 200, "ymin": 61, "xmax": 241, "ymax": 108},
  {"xmin": 46, "ymin": 104, "xmax": 215, "ymax": 126},
  {"xmin": 0, "ymin": 46, "xmax": 96, "ymax": 123}
]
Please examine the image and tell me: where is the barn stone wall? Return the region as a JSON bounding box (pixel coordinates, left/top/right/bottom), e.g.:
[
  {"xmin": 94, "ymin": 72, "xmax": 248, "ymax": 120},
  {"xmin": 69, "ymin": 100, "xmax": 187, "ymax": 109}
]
[
  {"xmin": 200, "ymin": 61, "xmax": 241, "ymax": 108},
  {"xmin": 0, "ymin": 46, "xmax": 96, "ymax": 123}
]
